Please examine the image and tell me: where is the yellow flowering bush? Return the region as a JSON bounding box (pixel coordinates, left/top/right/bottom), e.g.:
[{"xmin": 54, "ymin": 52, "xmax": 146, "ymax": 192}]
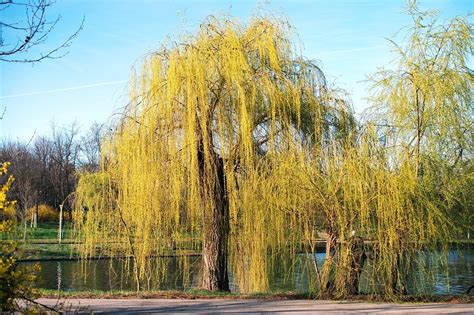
[
  {"xmin": 0, "ymin": 162, "xmax": 15, "ymax": 222},
  {"xmin": 0, "ymin": 162, "xmax": 38, "ymax": 311},
  {"xmin": 26, "ymin": 204, "xmax": 58, "ymax": 222}
]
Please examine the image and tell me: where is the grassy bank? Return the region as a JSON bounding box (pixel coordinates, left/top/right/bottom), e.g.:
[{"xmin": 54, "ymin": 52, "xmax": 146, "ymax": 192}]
[
  {"xmin": 0, "ymin": 222, "xmax": 78, "ymax": 260},
  {"xmin": 36, "ymin": 289, "xmax": 474, "ymax": 303},
  {"xmin": 37, "ymin": 289, "xmax": 309, "ymax": 300}
]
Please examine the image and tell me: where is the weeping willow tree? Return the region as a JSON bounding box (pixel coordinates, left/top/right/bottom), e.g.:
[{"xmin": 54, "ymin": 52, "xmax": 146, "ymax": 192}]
[
  {"xmin": 320, "ymin": 0, "xmax": 474, "ymax": 297},
  {"xmin": 278, "ymin": 127, "xmax": 454, "ymax": 298},
  {"xmin": 74, "ymin": 16, "xmax": 352, "ymax": 292},
  {"xmin": 75, "ymin": 3, "xmax": 469, "ymax": 297},
  {"xmin": 368, "ymin": 1, "xmax": 473, "ymax": 237}
]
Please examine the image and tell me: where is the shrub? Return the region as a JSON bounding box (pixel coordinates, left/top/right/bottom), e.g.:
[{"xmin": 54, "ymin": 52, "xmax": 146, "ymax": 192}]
[
  {"xmin": 0, "ymin": 162, "xmax": 38, "ymax": 311},
  {"xmin": 26, "ymin": 204, "xmax": 58, "ymax": 222},
  {"xmin": 0, "ymin": 204, "xmax": 15, "ymax": 221}
]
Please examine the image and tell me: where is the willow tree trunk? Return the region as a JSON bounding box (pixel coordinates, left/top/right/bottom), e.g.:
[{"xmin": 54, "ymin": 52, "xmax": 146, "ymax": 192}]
[
  {"xmin": 320, "ymin": 233, "xmax": 336, "ymax": 296},
  {"xmin": 347, "ymin": 237, "xmax": 366, "ymax": 295},
  {"xmin": 198, "ymin": 141, "xmax": 230, "ymax": 292}
]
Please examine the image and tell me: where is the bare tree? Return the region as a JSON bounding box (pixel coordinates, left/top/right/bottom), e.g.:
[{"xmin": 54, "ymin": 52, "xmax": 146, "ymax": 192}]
[
  {"xmin": 0, "ymin": 141, "xmax": 40, "ymax": 218},
  {"xmin": 0, "ymin": 122, "xmax": 86, "ymax": 221},
  {"xmin": 32, "ymin": 135, "xmax": 55, "ymax": 209},
  {"xmin": 79, "ymin": 122, "xmax": 103, "ymax": 172},
  {"xmin": 0, "ymin": 0, "xmax": 84, "ymax": 63},
  {"xmin": 49, "ymin": 122, "xmax": 80, "ymax": 219}
]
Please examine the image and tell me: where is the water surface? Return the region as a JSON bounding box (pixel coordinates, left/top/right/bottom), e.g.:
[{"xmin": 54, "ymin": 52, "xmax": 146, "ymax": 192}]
[{"xmin": 23, "ymin": 248, "xmax": 473, "ymax": 294}]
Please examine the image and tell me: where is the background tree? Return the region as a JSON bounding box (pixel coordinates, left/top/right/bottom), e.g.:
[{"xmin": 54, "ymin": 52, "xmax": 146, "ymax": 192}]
[
  {"xmin": 48, "ymin": 123, "xmax": 80, "ymax": 219},
  {"xmin": 0, "ymin": 142, "xmax": 39, "ymax": 220},
  {"xmin": 32, "ymin": 135, "xmax": 54, "ymax": 211},
  {"xmin": 78, "ymin": 122, "xmax": 104, "ymax": 172},
  {"xmin": 0, "ymin": 122, "xmax": 82, "ymax": 222},
  {"xmin": 368, "ymin": 0, "xmax": 473, "ymax": 237}
]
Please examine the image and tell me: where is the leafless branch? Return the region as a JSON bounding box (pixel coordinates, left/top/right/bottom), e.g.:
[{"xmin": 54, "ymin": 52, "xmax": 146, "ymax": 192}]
[{"xmin": 0, "ymin": 0, "xmax": 84, "ymax": 63}]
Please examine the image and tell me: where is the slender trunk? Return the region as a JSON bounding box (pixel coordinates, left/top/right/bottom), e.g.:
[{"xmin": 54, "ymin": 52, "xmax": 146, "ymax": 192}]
[
  {"xmin": 198, "ymin": 139, "xmax": 230, "ymax": 292},
  {"xmin": 34, "ymin": 204, "xmax": 38, "ymax": 228},
  {"xmin": 320, "ymin": 232, "xmax": 336, "ymax": 295},
  {"xmin": 23, "ymin": 220, "xmax": 27, "ymax": 242},
  {"xmin": 414, "ymin": 87, "xmax": 422, "ymax": 177}
]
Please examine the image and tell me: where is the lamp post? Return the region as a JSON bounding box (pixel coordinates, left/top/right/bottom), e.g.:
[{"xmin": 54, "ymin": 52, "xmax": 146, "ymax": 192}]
[{"xmin": 58, "ymin": 192, "xmax": 75, "ymax": 244}]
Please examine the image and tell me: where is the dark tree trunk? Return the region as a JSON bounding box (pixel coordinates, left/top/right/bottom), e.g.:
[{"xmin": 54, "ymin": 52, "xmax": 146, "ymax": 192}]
[
  {"xmin": 390, "ymin": 253, "xmax": 408, "ymax": 295},
  {"xmin": 198, "ymin": 138, "xmax": 230, "ymax": 292},
  {"xmin": 347, "ymin": 237, "xmax": 366, "ymax": 295}
]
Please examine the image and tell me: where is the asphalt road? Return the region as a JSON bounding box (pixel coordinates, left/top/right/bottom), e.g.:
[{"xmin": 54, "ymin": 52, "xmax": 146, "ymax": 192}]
[{"xmin": 34, "ymin": 298, "xmax": 474, "ymax": 314}]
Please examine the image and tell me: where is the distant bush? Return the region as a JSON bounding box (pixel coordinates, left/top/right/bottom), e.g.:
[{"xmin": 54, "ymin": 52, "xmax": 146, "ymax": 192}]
[{"xmin": 26, "ymin": 204, "xmax": 58, "ymax": 222}]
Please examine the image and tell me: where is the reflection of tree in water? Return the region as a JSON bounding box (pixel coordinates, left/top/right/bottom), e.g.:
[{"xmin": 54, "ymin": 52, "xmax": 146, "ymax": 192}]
[
  {"xmin": 56, "ymin": 262, "xmax": 61, "ymax": 291},
  {"xmin": 440, "ymin": 249, "xmax": 474, "ymax": 294},
  {"xmin": 25, "ymin": 248, "xmax": 474, "ymax": 294}
]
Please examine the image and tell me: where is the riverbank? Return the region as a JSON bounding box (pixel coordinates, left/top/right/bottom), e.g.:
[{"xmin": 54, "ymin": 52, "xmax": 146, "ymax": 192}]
[{"xmin": 31, "ymin": 297, "xmax": 474, "ymax": 314}]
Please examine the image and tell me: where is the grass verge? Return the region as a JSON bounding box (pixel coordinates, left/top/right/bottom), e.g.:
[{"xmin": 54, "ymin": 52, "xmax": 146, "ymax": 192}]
[
  {"xmin": 37, "ymin": 289, "xmax": 311, "ymax": 300},
  {"xmin": 36, "ymin": 289, "xmax": 474, "ymax": 303}
]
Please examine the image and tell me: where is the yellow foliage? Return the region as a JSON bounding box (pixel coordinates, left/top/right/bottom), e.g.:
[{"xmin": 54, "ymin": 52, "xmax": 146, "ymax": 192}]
[
  {"xmin": 26, "ymin": 204, "xmax": 58, "ymax": 222},
  {"xmin": 0, "ymin": 162, "xmax": 15, "ymax": 222},
  {"xmin": 75, "ymin": 15, "xmax": 350, "ymax": 293},
  {"xmin": 0, "ymin": 206, "xmax": 15, "ymax": 221},
  {"xmin": 75, "ymin": 10, "xmax": 459, "ymax": 298},
  {"xmin": 0, "ymin": 163, "xmax": 38, "ymax": 311}
]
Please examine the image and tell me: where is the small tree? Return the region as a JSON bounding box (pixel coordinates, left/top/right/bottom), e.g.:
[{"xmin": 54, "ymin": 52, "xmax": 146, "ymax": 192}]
[{"xmin": 368, "ymin": 1, "xmax": 473, "ymax": 238}]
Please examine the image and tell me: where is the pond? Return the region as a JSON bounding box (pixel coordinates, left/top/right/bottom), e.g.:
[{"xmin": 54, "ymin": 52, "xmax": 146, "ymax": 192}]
[{"xmin": 22, "ymin": 247, "xmax": 473, "ymax": 295}]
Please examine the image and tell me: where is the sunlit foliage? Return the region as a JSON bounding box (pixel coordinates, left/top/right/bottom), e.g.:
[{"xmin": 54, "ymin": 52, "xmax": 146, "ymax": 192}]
[
  {"xmin": 75, "ymin": 3, "xmax": 471, "ymax": 298},
  {"xmin": 368, "ymin": 1, "xmax": 473, "ymax": 238},
  {"xmin": 25, "ymin": 204, "xmax": 58, "ymax": 222},
  {"xmin": 75, "ymin": 15, "xmax": 353, "ymax": 293},
  {"xmin": 368, "ymin": 1, "xmax": 472, "ymax": 171},
  {"xmin": 0, "ymin": 163, "xmax": 38, "ymax": 311}
]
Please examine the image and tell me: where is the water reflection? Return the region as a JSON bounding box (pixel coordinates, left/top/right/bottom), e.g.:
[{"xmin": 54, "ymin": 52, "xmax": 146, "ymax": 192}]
[{"xmin": 22, "ymin": 248, "xmax": 473, "ymax": 294}]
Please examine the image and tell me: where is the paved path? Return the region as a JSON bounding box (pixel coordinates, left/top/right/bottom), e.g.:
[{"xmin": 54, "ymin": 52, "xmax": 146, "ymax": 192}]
[{"xmin": 35, "ymin": 298, "xmax": 473, "ymax": 314}]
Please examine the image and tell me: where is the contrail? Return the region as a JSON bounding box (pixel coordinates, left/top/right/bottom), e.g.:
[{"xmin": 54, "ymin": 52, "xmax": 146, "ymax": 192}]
[
  {"xmin": 317, "ymin": 45, "xmax": 387, "ymax": 58},
  {"xmin": 0, "ymin": 80, "xmax": 128, "ymax": 99}
]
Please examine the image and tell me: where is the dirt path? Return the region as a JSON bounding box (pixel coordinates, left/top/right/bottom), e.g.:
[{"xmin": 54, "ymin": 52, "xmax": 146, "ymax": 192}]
[{"xmin": 35, "ymin": 298, "xmax": 473, "ymax": 314}]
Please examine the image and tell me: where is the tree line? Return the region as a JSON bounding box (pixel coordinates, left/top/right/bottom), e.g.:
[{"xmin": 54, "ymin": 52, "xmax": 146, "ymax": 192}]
[{"xmin": 0, "ymin": 122, "xmax": 104, "ymax": 221}]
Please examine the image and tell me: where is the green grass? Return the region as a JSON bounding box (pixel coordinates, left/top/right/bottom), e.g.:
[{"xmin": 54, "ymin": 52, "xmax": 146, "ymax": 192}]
[
  {"xmin": 19, "ymin": 243, "xmax": 78, "ymax": 260},
  {"xmin": 1, "ymin": 222, "xmax": 201, "ymax": 260},
  {"xmin": 35, "ymin": 289, "xmax": 474, "ymax": 303},
  {"xmin": 37, "ymin": 288, "xmax": 312, "ymax": 300},
  {"xmin": 0, "ymin": 222, "xmax": 78, "ymax": 260},
  {"xmin": 16, "ymin": 222, "xmax": 74, "ymax": 240}
]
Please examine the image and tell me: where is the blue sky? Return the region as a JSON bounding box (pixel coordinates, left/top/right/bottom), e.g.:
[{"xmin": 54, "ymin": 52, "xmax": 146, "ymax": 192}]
[{"xmin": 0, "ymin": 0, "xmax": 471, "ymax": 141}]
